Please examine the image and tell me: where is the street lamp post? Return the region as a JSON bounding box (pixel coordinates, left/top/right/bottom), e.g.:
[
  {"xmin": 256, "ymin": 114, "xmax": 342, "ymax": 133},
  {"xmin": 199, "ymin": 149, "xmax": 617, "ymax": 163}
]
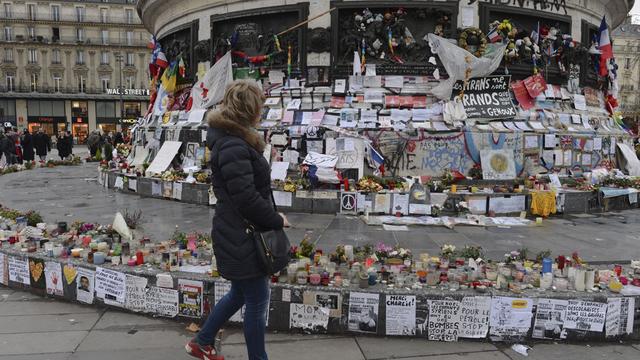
[{"xmin": 114, "ymin": 52, "xmax": 124, "ymax": 128}]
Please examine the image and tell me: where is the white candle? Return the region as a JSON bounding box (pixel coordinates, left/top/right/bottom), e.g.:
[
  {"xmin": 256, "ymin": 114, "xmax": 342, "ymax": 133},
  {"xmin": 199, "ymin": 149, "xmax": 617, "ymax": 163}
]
[
  {"xmin": 344, "ymin": 245, "xmax": 354, "ymax": 261},
  {"xmin": 574, "ymin": 269, "xmax": 586, "ymax": 291}
]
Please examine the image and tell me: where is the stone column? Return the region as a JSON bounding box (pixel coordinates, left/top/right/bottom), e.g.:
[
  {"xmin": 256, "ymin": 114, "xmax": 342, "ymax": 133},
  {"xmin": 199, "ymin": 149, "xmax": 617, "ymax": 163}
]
[
  {"xmin": 88, "ymin": 50, "xmax": 96, "ymax": 91},
  {"xmin": 138, "ymin": 53, "xmax": 146, "ymax": 88},
  {"xmin": 65, "ymin": 50, "xmax": 72, "ymax": 89}
]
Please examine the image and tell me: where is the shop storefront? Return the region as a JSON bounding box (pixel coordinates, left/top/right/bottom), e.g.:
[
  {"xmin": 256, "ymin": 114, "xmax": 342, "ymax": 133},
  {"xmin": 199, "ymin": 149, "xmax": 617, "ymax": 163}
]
[
  {"xmin": 71, "ymin": 101, "xmax": 89, "ymax": 144},
  {"xmin": 26, "ymin": 100, "xmax": 66, "ymax": 136},
  {"xmin": 95, "ymin": 101, "xmax": 119, "ymax": 134},
  {"xmin": 0, "ymin": 99, "xmax": 16, "ymax": 127}
]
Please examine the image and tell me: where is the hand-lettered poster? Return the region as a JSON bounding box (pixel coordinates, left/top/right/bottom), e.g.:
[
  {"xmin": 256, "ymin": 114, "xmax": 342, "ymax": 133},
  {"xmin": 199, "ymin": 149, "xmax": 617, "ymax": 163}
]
[
  {"xmin": 289, "ymin": 303, "xmax": 330, "ymax": 332},
  {"xmin": 564, "ymin": 300, "xmax": 607, "ymax": 332},
  {"xmin": 8, "ymin": 256, "xmax": 30, "ymax": 286},
  {"xmin": 145, "ymin": 286, "xmax": 179, "ymax": 317},
  {"xmin": 452, "ymin": 75, "xmax": 516, "ymax": 119},
  {"xmin": 458, "ymin": 297, "xmax": 491, "ymax": 339},
  {"xmin": 124, "ymin": 275, "xmax": 148, "ymax": 313},
  {"xmin": 428, "ymin": 299, "xmax": 461, "ymax": 341},
  {"xmin": 0, "ymin": 253, "xmax": 8, "ymax": 286},
  {"xmin": 489, "ymin": 297, "xmax": 533, "ymax": 341},
  {"xmin": 95, "ymin": 267, "xmax": 126, "ymax": 306}
]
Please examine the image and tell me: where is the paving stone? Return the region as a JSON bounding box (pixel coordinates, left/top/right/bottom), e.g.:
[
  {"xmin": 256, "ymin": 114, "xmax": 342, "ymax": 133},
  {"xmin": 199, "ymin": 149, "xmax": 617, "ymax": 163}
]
[
  {"xmin": 0, "ymin": 301, "xmax": 100, "ymax": 316},
  {"xmin": 222, "ymin": 328, "xmax": 347, "ymax": 345},
  {"xmin": 0, "ymin": 331, "xmax": 87, "ymax": 356},
  {"xmin": 221, "ymin": 338, "xmax": 365, "ymax": 360},
  {"xmin": 393, "ymin": 352, "xmax": 511, "ymax": 360},
  {"xmin": 632, "ymin": 344, "xmax": 640, "ymax": 352},
  {"xmin": 0, "ymin": 313, "xmax": 101, "ymax": 334},
  {"xmin": 75, "ymin": 329, "xmax": 190, "ymax": 352},
  {"xmin": 356, "ymin": 337, "xmax": 497, "ymax": 359},
  {"xmin": 0, "ymin": 354, "xmax": 72, "ymax": 360},
  {"xmin": 2, "ymin": 292, "xmax": 44, "ymax": 302},
  {"xmin": 68, "ymin": 348, "xmax": 190, "ymax": 360},
  {"xmin": 502, "ymin": 344, "xmax": 640, "ymax": 360},
  {"xmin": 92, "ymin": 310, "xmax": 183, "ymax": 330}
]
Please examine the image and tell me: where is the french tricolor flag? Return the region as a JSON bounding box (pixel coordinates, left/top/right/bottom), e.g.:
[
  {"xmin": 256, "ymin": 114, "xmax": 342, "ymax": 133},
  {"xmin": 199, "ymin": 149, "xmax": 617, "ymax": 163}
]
[
  {"xmin": 598, "ymin": 16, "xmax": 613, "ymax": 76},
  {"xmin": 487, "ymin": 28, "xmax": 502, "ymax": 43},
  {"xmin": 154, "ymin": 48, "xmax": 169, "ymax": 69}
]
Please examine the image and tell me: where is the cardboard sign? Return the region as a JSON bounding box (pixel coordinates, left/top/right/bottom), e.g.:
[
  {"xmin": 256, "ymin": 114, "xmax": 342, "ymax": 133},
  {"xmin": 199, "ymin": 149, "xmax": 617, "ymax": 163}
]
[
  {"xmin": 452, "ymin": 76, "xmax": 516, "ymax": 119},
  {"xmin": 289, "ymin": 304, "xmax": 330, "ymax": 332}
]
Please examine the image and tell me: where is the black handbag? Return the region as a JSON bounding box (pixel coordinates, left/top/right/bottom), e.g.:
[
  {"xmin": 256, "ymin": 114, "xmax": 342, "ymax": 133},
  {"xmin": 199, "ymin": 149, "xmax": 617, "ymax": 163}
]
[{"xmin": 247, "ymin": 193, "xmax": 291, "ymax": 275}]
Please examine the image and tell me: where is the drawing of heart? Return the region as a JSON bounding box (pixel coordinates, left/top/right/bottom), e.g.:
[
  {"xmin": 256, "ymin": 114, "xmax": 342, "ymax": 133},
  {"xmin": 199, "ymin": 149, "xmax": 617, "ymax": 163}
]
[
  {"xmin": 30, "ymin": 261, "xmax": 44, "ymax": 282},
  {"xmin": 63, "ymin": 265, "xmax": 77, "ymax": 285}
]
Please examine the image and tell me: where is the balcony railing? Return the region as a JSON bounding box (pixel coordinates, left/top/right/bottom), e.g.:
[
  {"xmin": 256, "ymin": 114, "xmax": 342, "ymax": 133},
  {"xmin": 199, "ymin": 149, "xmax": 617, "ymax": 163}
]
[
  {"xmin": 0, "ymin": 84, "xmax": 149, "ymax": 96},
  {"xmin": 2, "ymin": 11, "xmax": 142, "ymax": 25},
  {"xmin": 0, "ymin": 35, "xmax": 149, "ymax": 47}
]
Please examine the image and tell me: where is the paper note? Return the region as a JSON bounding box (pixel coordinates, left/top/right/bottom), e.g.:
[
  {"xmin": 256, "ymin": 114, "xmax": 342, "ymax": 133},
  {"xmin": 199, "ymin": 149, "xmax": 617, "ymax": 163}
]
[
  {"xmin": 146, "ymin": 141, "xmax": 182, "ymax": 177},
  {"xmin": 125, "ymin": 275, "xmax": 148, "ymax": 312},
  {"xmin": 145, "ymin": 286, "xmax": 179, "ymax": 318},
  {"xmin": 525, "ymin": 135, "xmax": 539, "ymax": 149},
  {"xmin": 270, "ymin": 162, "xmax": 289, "ymax": 181},
  {"xmin": 187, "ymin": 109, "xmax": 207, "ymax": 124},
  {"xmin": 8, "ymin": 256, "xmax": 30, "ymax": 285},
  {"xmin": 593, "ymin": 137, "xmax": 602, "ymax": 151},
  {"xmin": 544, "ymin": 134, "xmax": 556, "ymax": 149},
  {"xmin": 386, "ymin": 295, "xmax": 416, "ymax": 336},
  {"xmin": 273, "ymin": 190, "xmax": 292, "ymax": 207},
  {"xmin": 290, "ymin": 304, "xmax": 330, "ymax": 331},
  {"xmin": 268, "ymin": 70, "xmax": 284, "ymax": 84},
  {"xmin": 76, "ymin": 267, "xmax": 95, "ymax": 304},
  {"xmin": 95, "ymin": 267, "xmax": 126, "ymax": 305},
  {"xmin": 461, "ymin": 6, "xmax": 475, "ymax": 27},
  {"xmin": 573, "ymin": 94, "xmax": 587, "ymax": 110},
  {"xmin": 348, "ymin": 292, "xmax": 379, "ymax": 333},
  {"xmin": 564, "ymin": 300, "xmax": 607, "ymax": 332}
]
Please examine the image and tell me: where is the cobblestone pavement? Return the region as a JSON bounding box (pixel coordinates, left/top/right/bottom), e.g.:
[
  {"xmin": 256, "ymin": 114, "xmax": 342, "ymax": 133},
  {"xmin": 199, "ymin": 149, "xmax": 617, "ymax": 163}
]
[
  {"xmin": 1, "ymin": 287, "xmax": 639, "ymax": 359},
  {"xmin": 1, "ymin": 151, "xmax": 640, "ymax": 263}
]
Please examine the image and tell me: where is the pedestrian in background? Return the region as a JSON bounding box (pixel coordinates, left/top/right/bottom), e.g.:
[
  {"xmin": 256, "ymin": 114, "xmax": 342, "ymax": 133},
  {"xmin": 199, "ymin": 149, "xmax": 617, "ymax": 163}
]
[
  {"xmin": 185, "ymin": 80, "xmax": 290, "ymax": 360},
  {"xmin": 33, "ymin": 129, "xmax": 51, "ymax": 162},
  {"xmin": 21, "ymin": 129, "xmax": 34, "ymax": 163}
]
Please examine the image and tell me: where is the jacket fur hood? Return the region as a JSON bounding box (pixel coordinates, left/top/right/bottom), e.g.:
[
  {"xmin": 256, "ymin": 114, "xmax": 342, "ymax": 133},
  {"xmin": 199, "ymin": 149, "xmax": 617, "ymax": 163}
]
[{"xmin": 206, "ymin": 110, "xmax": 265, "ymax": 152}]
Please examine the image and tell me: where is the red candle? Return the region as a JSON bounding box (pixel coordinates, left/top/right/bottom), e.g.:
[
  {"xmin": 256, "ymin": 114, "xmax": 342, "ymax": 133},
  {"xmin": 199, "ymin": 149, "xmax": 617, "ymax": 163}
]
[
  {"xmin": 135, "ymin": 250, "xmax": 144, "ymax": 265},
  {"xmin": 557, "ymin": 255, "xmax": 566, "ymax": 270}
]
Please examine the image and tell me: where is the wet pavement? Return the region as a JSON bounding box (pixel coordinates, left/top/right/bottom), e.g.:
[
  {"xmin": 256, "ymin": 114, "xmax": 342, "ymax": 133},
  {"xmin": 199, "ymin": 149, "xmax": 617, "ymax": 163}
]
[{"xmin": 1, "ymin": 148, "xmax": 640, "ymax": 263}]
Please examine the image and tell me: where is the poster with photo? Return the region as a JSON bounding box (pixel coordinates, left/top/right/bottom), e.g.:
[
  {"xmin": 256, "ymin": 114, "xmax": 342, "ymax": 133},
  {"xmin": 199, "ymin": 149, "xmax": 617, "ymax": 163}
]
[
  {"xmin": 178, "ymin": 279, "xmax": 203, "ymax": 318},
  {"xmin": 564, "ymin": 300, "xmax": 607, "ymax": 332},
  {"xmin": 95, "ymin": 267, "xmax": 126, "ymax": 305},
  {"xmin": 606, "ymin": 298, "xmax": 635, "ymax": 337},
  {"xmin": 76, "ymin": 268, "xmax": 95, "ymax": 304},
  {"xmin": 489, "ymin": 297, "xmax": 533, "ymax": 340},
  {"xmin": 289, "ymin": 303, "xmax": 330, "ymax": 332},
  {"xmin": 124, "ymin": 275, "xmax": 148, "ymax": 313},
  {"xmin": 532, "ymin": 299, "xmax": 568, "ymax": 340},
  {"xmin": 458, "ymin": 297, "xmax": 491, "ymax": 339},
  {"xmin": 348, "ymin": 292, "xmax": 379, "ymax": 334},
  {"xmin": 44, "ymin": 261, "xmax": 64, "ymax": 296},
  {"xmin": 428, "ymin": 300, "xmax": 461, "ymax": 342},
  {"xmin": 8, "ymin": 256, "xmax": 30, "ymax": 286},
  {"xmin": 0, "ymin": 253, "xmax": 7, "ymax": 286},
  {"xmin": 145, "ymin": 286, "xmax": 179, "ymax": 317},
  {"xmin": 386, "ymin": 295, "xmax": 416, "ymax": 336},
  {"xmin": 303, "ymin": 291, "xmax": 342, "ymax": 318}
]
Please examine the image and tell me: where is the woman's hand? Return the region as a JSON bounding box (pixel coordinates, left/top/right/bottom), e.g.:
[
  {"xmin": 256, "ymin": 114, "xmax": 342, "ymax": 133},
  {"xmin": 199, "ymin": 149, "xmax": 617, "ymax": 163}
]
[{"xmin": 279, "ymin": 213, "xmax": 291, "ymax": 228}]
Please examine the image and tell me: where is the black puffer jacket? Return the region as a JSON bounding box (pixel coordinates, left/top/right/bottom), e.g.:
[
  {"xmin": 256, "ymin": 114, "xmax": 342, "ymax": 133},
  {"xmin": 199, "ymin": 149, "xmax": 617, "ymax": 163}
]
[{"xmin": 206, "ymin": 113, "xmax": 283, "ymax": 280}]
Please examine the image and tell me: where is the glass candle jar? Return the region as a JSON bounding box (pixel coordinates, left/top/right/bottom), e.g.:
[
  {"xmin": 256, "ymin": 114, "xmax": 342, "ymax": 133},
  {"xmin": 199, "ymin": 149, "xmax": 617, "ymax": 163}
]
[
  {"xmin": 297, "ymin": 271, "xmax": 308, "ymax": 285},
  {"xmin": 309, "ymin": 273, "xmax": 321, "ymax": 285}
]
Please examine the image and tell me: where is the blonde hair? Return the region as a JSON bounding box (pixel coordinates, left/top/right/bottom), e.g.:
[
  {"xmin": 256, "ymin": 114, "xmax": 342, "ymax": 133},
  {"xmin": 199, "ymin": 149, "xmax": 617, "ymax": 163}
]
[{"xmin": 220, "ymin": 80, "xmax": 265, "ymax": 128}]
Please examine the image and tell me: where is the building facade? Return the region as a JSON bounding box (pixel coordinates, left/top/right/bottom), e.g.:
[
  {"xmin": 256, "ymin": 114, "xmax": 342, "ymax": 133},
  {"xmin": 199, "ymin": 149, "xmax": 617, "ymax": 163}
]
[
  {"xmin": 612, "ymin": 16, "xmax": 640, "ymax": 124},
  {"xmin": 0, "ymin": 0, "xmax": 151, "ymax": 143}
]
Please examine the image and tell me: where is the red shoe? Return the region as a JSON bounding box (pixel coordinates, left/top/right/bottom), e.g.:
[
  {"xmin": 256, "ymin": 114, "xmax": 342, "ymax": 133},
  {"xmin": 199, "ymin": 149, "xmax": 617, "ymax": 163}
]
[{"xmin": 185, "ymin": 339, "xmax": 220, "ymax": 360}]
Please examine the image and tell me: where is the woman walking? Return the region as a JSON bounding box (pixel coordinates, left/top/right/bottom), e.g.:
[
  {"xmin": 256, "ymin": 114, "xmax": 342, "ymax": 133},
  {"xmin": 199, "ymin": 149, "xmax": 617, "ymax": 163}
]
[
  {"xmin": 21, "ymin": 129, "xmax": 34, "ymax": 162},
  {"xmin": 185, "ymin": 80, "xmax": 289, "ymax": 360}
]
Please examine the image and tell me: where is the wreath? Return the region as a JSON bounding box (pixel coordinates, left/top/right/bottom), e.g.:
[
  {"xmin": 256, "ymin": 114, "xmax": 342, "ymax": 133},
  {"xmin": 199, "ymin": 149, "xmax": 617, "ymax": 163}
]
[{"xmin": 458, "ymin": 28, "xmax": 488, "ymax": 57}]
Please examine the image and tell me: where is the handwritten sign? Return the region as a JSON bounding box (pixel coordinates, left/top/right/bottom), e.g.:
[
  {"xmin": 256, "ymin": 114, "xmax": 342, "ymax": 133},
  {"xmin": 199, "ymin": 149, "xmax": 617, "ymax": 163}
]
[
  {"xmin": 289, "ymin": 304, "xmax": 330, "ymax": 332},
  {"xmin": 145, "ymin": 286, "xmax": 179, "ymax": 317},
  {"xmin": 564, "ymin": 300, "xmax": 607, "ymax": 332},
  {"xmin": 428, "ymin": 300, "xmax": 461, "ymax": 342},
  {"xmin": 452, "ymin": 76, "xmax": 516, "ymax": 119},
  {"xmin": 605, "ymin": 298, "xmax": 635, "ymax": 337},
  {"xmin": 0, "ymin": 253, "xmax": 7, "ymax": 286},
  {"xmin": 44, "ymin": 261, "xmax": 64, "ymax": 296},
  {"xmin": 95, "ymin": 267, "xmax": 126, "ymax": 305},
  {"xmin": 489, "ymin": 297, "xmax": 533, "ymax": 340},
  {"xmin": 8, "ymin": 256, "xmax": 30, "ymax": 285},
  {"xmin": 533, "ymin": 299, "xmax": 568, "ymax": 340},
  {"xmin": 178, "ymin": 279, "xmax": 203, "ymax": 318},
  {"xmin": 124, "ymin": 275, "xmax": 148, "ymax": 312},
  {"xmin": 458, "ymin": 297, "xmax": 490, "ymax": 339},
  {"xmin": 386, "ymin": 295, "xmax": 416, "ymax": 336},
  {"xmin": 76, "ymin": 267, "xmax": 95, "ymax": 304}
]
